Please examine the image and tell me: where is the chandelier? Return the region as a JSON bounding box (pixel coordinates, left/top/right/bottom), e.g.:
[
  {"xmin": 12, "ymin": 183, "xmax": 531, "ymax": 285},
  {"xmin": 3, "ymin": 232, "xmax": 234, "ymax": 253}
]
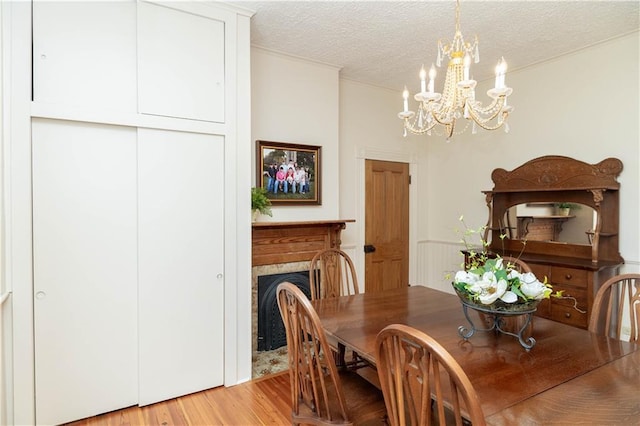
[{"xmin": 398, "ymin": 0, "xmax": 513, "ymax": 140}]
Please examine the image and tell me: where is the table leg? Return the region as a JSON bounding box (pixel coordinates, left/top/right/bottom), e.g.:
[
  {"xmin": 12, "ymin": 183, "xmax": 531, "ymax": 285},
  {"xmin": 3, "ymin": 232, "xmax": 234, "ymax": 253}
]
[{"xmin": 333, "ymin": 342, "xmax": 347, "ymax": 368}]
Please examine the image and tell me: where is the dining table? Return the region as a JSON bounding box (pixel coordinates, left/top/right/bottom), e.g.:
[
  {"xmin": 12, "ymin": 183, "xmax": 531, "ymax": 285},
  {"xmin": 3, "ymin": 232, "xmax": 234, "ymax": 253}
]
[{"xmin": 311, "ymin": 285, "xmax": 640, "ymax": 423}]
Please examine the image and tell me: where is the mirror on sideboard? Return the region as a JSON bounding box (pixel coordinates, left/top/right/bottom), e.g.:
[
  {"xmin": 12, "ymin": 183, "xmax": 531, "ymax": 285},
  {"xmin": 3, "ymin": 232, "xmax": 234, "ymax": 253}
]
[{"xmin": 502, "ymin": 202, "xmax": 596, "ymax": 246}]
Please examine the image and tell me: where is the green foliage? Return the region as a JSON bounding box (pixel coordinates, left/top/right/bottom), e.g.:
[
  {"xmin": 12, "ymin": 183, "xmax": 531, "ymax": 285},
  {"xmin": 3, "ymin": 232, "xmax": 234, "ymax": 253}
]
[
  {"xmin": 251, "ymin": 187, "xmax": 272, "ymax": 216},
  {"xmin": 555, "ymin": 202, "xmax": 580, "ymax": 209}
]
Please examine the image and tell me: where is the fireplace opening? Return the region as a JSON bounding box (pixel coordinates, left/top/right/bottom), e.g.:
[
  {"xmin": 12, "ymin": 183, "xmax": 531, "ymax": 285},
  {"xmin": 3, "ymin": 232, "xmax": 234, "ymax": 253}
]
[{"xmin": 257, "ymin": 270, "xmax": 311, "ymax": 351}]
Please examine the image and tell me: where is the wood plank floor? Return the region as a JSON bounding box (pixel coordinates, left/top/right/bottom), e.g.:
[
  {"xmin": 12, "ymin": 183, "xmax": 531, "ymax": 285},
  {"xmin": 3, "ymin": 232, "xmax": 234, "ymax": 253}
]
[{"xmin": 65, "ymin": 371, "xmax": 292, "ymax": 426}]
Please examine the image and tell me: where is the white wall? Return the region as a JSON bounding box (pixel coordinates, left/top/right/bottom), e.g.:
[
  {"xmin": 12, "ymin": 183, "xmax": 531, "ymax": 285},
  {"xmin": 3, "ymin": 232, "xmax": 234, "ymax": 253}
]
[
  {"xmin": 261, "ymin": 32, "xmax": 639, "ymax": 293},
  {"xmin": 251, "ymin": 47, "xmax": 341, "ymax": 220},
  {"xmin": 338, "ymin": 79, "xmax": 424, "ymax": 283},
  {"xmin": 0, "ymin": 1, "xmax": 7, "ymax": 421},
  {"xmin": 421, "ymin": 32, "xmax": 639, "ymax": 277}
]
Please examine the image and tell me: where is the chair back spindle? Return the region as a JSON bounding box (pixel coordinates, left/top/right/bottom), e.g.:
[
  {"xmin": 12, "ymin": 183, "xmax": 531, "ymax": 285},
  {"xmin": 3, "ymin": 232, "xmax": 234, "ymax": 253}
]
[{"xmin": 589, "ymin": 273, "xmax": 640, "ymax": 343}]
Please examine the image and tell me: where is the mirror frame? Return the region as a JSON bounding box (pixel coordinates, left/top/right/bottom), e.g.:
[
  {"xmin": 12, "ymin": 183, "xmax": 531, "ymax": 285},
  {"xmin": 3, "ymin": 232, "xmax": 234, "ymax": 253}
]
[{"xmin": 483, "ymin": 156, "xmax": 623, "ymax": 264}]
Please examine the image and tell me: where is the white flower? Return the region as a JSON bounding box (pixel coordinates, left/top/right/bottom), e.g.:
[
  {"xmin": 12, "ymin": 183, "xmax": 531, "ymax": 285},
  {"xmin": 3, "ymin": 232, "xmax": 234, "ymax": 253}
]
[
  {"xmin": 507, "ymin": 269, "xmax": 522, "ymax": 280},
  {"xmin": 477, "ymin": 278, "xmax": 508, "ymax": 305},
  {"xmin": 454, "ymin": 270, "xmax": 478, "ymax": 285},
  {"xmin": 520, "ymin": 273, "xmax": 549, "ymax": 300},
  {"xmin": 500, "ymin": 290, "xmax": 518, "ymax": 303}
]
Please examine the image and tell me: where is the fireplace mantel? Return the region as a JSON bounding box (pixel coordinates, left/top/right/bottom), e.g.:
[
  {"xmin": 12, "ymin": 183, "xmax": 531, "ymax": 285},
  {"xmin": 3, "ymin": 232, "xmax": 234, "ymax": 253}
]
[{"xmin": 251, "ymin": 220, "xmax": 354, "ymax": 266}]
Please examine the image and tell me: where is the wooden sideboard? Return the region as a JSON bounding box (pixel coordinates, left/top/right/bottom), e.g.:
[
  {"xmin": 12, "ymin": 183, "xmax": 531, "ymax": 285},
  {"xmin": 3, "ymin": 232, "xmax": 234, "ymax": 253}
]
[
  {"xmin": 483, "ymin": 156, "xmax": 624, "ymax": 329},
  {"xmin": 251, "ymin": 220, "xmax": 354, "ymax": 266}
]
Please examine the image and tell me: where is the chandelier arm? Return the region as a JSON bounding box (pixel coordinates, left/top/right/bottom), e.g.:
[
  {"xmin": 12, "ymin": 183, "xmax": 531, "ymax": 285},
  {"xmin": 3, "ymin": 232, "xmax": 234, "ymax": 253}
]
[
  {"xmin": 466, "ymin": 97, "xmax": 508, "ymax": 122},
  {"xmin": 467, "ymin": 96, "xmax": 502, "ymax": 115},
  {"xmin": 468, "ymin": 110, "xmax": 511, "ymax": 131},
  {"xmin": 404, "ymin": 117, "xmax": 438, "ymax": 135},
  {"xmin": 429, "ymin": 107, "xmax": 456, "ymax": 126}
]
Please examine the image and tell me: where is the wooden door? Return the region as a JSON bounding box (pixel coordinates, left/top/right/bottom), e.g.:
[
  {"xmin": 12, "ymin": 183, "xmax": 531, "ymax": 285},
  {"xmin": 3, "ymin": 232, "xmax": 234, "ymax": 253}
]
[
  {"xmin": 365, "ymin": 160, "xmax": 410, "ymax": 292},
  {"xmin": 33, "ymin": 119, "xmax": 138, "ymax": 425}
]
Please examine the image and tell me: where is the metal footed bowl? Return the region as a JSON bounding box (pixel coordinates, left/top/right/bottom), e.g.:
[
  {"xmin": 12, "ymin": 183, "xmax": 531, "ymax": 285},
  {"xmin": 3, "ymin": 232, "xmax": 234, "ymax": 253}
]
[{"xmin": 454, "ymin": 288, "xmax": 540, "ymax": 315}]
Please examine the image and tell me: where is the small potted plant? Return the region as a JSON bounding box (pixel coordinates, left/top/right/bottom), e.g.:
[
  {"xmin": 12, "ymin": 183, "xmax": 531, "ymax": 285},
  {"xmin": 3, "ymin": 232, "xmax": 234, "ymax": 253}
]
[
  {"xmin": 555, "ymin": 202, "xmax": 579, "ymax": 216},
  {"xmin": 251, "ymin": 187, "xmax": 272, "ymax": 221}
]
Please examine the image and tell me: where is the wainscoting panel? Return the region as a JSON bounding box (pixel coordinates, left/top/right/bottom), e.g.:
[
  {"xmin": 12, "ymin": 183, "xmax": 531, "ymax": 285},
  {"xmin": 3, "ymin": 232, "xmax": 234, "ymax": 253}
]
[{"xmin": 415, "ymin": 240, "xmax": 465, "ymax": 293}]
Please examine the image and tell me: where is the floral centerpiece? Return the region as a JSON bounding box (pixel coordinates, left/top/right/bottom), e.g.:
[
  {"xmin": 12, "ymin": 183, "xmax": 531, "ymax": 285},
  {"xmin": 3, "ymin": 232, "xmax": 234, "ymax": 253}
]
[
  {"xmin": 451, "ymin": 216, "xmax": 553, "ymax": 313},
  {"xmin": 453, "ymin": 256, "xmax": 551, "ymax": 312},
  {"xmin": 450, "ymin": 216, "xmax": 585, "ymax": 350}
]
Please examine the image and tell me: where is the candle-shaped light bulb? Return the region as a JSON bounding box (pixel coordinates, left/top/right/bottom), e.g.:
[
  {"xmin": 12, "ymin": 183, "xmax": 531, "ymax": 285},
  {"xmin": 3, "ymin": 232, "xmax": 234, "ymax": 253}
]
[
  {"xmin": 501, "ymin": 57, "xmax": 508, "ymax": 88},
  {"xmin": 419, "ymin": 65, "xmax": 427, "ymax": 93},
  {"xmin": 402, "ymin": 86, "xmax": 409, "ymax": 112},
  {"xmin": 495, "ymin": 58, "xmax": 507, "ymax": 89},
  {"xmin": 463, "ymin": 54, "xmax": 471, "ymax": 81},
  {"xmin": 428, "ymin": 64, "xmax": 436, "ymax": 93}
]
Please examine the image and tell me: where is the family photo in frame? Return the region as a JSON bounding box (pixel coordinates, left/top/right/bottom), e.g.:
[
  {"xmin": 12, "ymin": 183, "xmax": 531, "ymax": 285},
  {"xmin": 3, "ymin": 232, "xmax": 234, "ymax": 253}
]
[{"xmin": 256, "ymin": 140, "xmax": 321, "ymax": 205}]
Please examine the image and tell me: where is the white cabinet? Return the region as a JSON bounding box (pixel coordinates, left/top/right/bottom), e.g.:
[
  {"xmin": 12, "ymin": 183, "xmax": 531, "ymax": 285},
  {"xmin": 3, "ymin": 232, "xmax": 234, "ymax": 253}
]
[
  {"xmin": 32, "ymin": 0, "xmax": 226, "ymax": 123},
  {"xmin": 27, "ymin": 1, "xmax": 243, "ymax": 423},
  {"xmin": 4, "ymin": 0, "xmax": 251, "ymax": 422},
  {"xmin": 138, "ymin": 2, "xmax": 225, "ymax": 122},
  {"xmin": 32, "ymin": 1, "xmax": 137, "ymax": 112},
  {"xmin": 32, "ymin": 121, "xmax": 227, "ymax": 423},
  {"xmin": 32, "ymin": 119, "xmax": 138, "ymax": 425},
  {"xmin": 137, "ymin": 129, "xmax": 225, "ymax": 405}
]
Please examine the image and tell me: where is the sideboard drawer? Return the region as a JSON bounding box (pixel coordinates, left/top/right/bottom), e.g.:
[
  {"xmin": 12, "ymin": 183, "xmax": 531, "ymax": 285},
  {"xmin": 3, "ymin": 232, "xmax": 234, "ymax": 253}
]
[
  {"xmin": 550, "ymin": 266, "xmax": 588, "ymax": 287},
  {"xmin": 553, "ymin": 285, "xmax": 587, "ymax": 309},
  {"xmin": 550, "ymin": 300, "xmax": 588, "ymax": 328},
  {"xmin": 509, "ymin": 258, "xmax": 620, "ymax": 330},
  {"xmin": 549, "ymin": 285, "xmax": 588, "ymax": 328}
]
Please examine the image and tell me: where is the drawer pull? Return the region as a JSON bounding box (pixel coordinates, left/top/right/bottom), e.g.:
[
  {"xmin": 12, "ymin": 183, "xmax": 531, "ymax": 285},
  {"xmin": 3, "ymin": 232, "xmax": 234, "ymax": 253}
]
[
  {"xmin": 565, "ymin": 312, "xmax": 571, "ymax": 318},
  {"xmin": 565, "ymin": 274, "xmax": 572, "ymax": 280}
]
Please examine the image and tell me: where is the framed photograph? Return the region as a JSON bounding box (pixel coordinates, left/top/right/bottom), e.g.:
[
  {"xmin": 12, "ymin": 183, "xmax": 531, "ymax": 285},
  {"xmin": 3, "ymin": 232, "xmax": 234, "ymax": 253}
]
[{"xmin": 256, "ymin": 140, "xmax": 321, "ymax": 205}]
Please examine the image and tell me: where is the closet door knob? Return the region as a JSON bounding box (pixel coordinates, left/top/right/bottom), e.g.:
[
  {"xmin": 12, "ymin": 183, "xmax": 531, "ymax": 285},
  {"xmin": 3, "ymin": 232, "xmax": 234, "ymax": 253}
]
[{"xmin": 36, "ymin": 291, "xmax": 47, "ymax": 300}]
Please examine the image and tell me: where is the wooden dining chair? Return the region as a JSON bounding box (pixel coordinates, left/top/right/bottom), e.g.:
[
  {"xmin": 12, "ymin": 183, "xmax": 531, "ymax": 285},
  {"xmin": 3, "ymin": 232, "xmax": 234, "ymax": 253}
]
[
  {"xmin": 588, "ymin": 273, "xmax": 640, "ymax": 343},
  {"xmin": 500, "ymin": 255, "xmax": 533, "ymax": 273},
  {"xmin": 309, "ymin": 248, "xmax": 359, "ymax": 300},
  {"xmin": 309, "ymin": 248, "xmax": 365, "ymax": 368},
  {"xmin": 375, "ymin": 324, "xmax": 486, "ymax": 426},
  {"xmin": 276, "ymin": 282, "xmax": 387, "ymax": 426}
]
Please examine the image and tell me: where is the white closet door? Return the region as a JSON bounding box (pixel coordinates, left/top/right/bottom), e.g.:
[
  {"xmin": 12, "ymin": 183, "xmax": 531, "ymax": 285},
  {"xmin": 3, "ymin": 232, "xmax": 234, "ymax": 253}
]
[
  {"xmin": 32, "ymin": 1, "xmax": 137, "ymax": 111},
  {"xmin": 138, "ymin": 2, "xmax": 225, "ymax": 122},
  {"xmin": 138, "ymin": 129, "xmax": 224, "ymax": 405},
  {"xmin": 32, "ymin": 119, "xmax": 138, "ymax": 425}
]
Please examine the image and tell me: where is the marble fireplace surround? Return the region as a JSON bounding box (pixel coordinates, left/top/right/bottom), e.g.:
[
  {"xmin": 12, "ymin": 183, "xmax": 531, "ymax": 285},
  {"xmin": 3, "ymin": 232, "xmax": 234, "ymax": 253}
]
[{"xmin": 251, "ymin": 220, "xmax": 354, "ymax": 352}]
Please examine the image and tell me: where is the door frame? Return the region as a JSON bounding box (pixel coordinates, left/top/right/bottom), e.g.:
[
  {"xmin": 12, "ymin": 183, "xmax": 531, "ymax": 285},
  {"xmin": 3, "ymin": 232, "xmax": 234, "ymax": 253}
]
[{"xmin": 354, "ymin": 147, "xmax": 419, "ymax": 291}]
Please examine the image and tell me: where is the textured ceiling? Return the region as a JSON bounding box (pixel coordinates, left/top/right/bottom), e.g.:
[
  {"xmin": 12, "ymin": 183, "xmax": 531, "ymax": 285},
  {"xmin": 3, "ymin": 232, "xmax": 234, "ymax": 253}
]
[{"xmin": 231, "ymin": 1, "xmax": 639, "ymax": 91}]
